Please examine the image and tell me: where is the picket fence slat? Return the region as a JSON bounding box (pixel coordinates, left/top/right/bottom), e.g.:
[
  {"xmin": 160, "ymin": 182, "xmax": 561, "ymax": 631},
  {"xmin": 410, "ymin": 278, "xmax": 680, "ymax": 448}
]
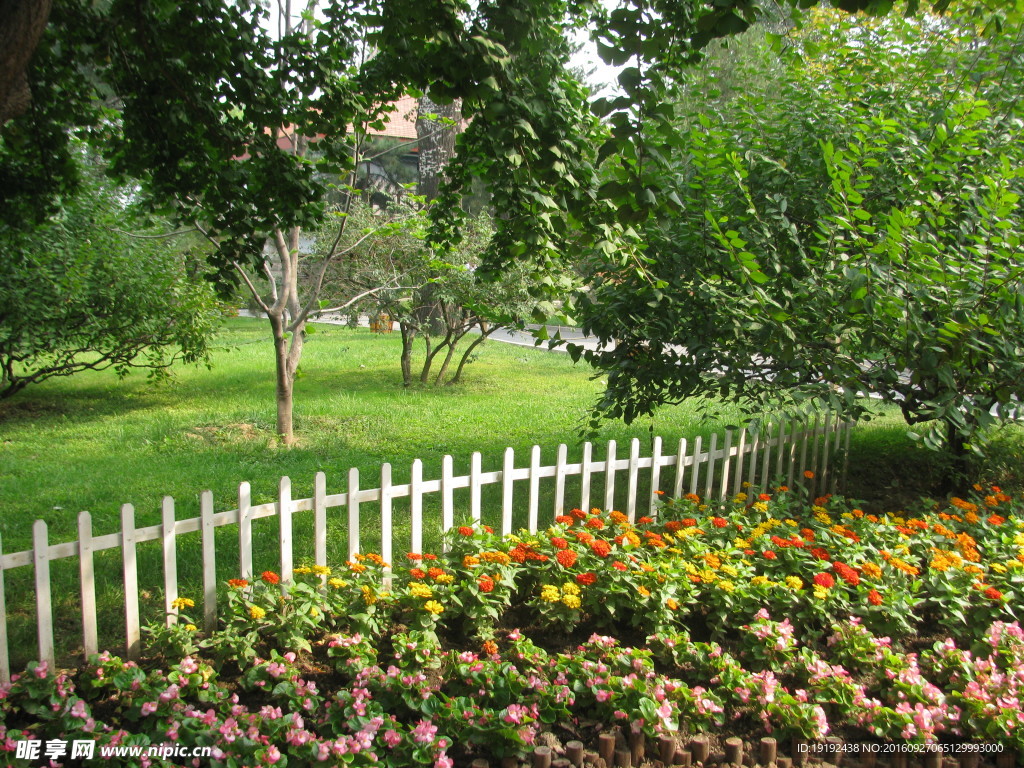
[
  {"xmin": 0, "ymin": 533, "xmax": 8, "ymax": 683},
  {"xmin": 79, "ymin": 512, "xmax": 98, "ymax": 656},
  {"xmin": 0, "ymin": 416, "xmax": 851, "ymax": 678}
]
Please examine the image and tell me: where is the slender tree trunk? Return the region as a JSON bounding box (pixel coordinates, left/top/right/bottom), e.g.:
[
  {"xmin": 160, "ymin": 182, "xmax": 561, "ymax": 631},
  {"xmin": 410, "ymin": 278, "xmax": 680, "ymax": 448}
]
[
  {"xmin": 944, "ymin": 422, "xmax": 971, "ymax": 493},
  {"xmin": 450, "ymin": 322, "xmax": 492, "ymax": 385},
  {"xmin": 399, "ymin": 321, "xmax": 416, "ymax": 387}
]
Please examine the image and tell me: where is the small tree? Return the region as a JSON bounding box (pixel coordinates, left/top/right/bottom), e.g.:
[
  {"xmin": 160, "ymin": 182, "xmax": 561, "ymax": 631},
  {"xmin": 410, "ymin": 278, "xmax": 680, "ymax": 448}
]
[{"xmin": 0, "ymin": 158, "xmax": 222, "ymax": 399}]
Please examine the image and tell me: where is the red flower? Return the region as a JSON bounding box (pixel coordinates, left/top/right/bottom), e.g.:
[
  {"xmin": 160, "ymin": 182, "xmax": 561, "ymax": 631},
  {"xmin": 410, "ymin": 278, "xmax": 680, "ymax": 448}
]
[
  {"xmin": 744, "ymin": 549, "xmax": 755, "ymax": 556},
  {"xmin": 478, "ymin": 576, "xmax": 495, "ymax": 593},
  {"xmin": 712, "ymin": 517, "xmax": 728, "ymax": 529},
  {"xmin": 804, "ymin": 470, "xmax": 815, "ymax": 479},
  {"xmin": 665, "ymin": 520, "xmax": 683, "ymax": 532},
  {"xmin": 556, "ymin": 550, "xmax": 578, "ymax": 568},
  {"xmin": 612, "ymin": 561, "xmax": 628, "ymax": 571},
  {"xmin": 586, "ymin": 517, "xmax": 606, "ymax": 530},
  {"xmin": 810, "ymin": 547, "xmax": 830, "ymax": 561},
  {"xmin": 423, "ymin": 554, "xmax": 438, "ymax": 561},
  {"xmin": 555, "ymin": 515, "xmax": 574, "ymax": 525},
  {"xmin": 228, "ymin": 578, "xmax": 249, "ymax": 589},
  {"xmin": 261, "ymin": 571, "xmax": 280, "ymax": 585},
  {"xmin": 637, "ymin": 516, "xmax": 654, "ymax": 525},
  {"xmin": 988, "ymin": 515, "xmax": 1006, "ymax": 526},
  {"xmin": 868, "ymin": 589, "xmax": 883, "ymax": 606},
  {"xmin": 832, "ymin": 562, "xmax": 860, "ymax": 586},
  {"xmin": 458, "ymin": 526, "xmax": 474, "ymax": 536},
  {"xmin": 590, "ymin": 540, "xmax": 612, "ymax": 558},
  {"xmin": 813, "ymin": 573, "xmax": 835, "ymax": 589},
  {"xmin": 550, "ymin": 537, "xmax": 569, "ymax": 550},
  {"xmin": 985, "ymin": 587, "xmax": 1003, "ymax": 600},
  {"xmin": 682, "ymin": 518, "xmax": 697, "ymax": 528},
  {"xmin": 570, "ymin": 508, "xmax": 588, "ymax": 520},
  {"xmin": 407, "ymin": 553, "xmax": 424, "ymax": 561},
  {"xmin": 763, "ymin": 551, "xmax": 777, "ymax": 560},
  {"xmin": 576, "ymin": 572, "xmax": 597, "ymax": 586},
  {"xmin": 758, "ymin": 493, "xmax": 772, "ymax": 502},
  {"xmin": 483, "ymin": 525, "xmax": 494, "ymax": 534},
  {"xmin": 410, "ymin": 568, "xmax": 426, "ymax": 580},
  {"xmin": 427, "ymin": 567, "xmax": 444, "ymax": 579}
]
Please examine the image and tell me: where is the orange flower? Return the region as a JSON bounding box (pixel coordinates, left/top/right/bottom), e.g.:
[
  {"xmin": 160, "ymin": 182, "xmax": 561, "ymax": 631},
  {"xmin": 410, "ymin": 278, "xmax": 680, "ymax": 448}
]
[
  {"xmin": 261, "ymin": 570, "xmax": 280, "ymax": 585},
  {"xmin": 556, "ymin": 550, "xmax": 578, "ymax": 568},
  {"xmin": 458, "ymin": 526, "xmax": 474, "ymax": 536},
  {"xmin": 711, "ymin": 517, "xmax": 729, "ymax": 529},
  {"xmin": 683, "ymin": 493, "xmax": 701, "ymax": 503},
  {"xmin": 758, "ymin": 493, "xmax": 772, "ymax": 502},
  {"xmin": 228, "ymin": 578, "xmax": 249, "ymax": 589},
  {"xmin": 576, "ymin": 572, "xmax": 597, "ymax": 586},
  {"xmin": 867, "ymin": 589, "xmax": 883, "ymax": 606},
  {"xmin": 804, "ymin": 470, "xmax": 815, "ymax": 479},
  {"xmin": 590, "ymin": 540, "xmax": 612, "ymax": 558},
  {"xmin": 482, "ymin": 640, "xmax": 498, "ymax": 655},
  {"xmin": 478, "ymin": 575, "xmax": 495, "ymax": 593},
  {"xmin": 988, "ymin": 514, "xmax": 1006, "ymax": 526},
  {"xmin": 984, "ymin": 587, "xmax": 1003, "ymax": 600}
]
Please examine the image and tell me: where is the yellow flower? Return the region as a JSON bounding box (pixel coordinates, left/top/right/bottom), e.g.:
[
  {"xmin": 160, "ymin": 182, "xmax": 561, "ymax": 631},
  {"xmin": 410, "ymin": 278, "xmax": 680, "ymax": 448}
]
[
  {"xmin": 860, "ymin": 563, "xmax": 882, "ymax": 579},
  {"xmin": 328, "ymin": 577, "xmax": 347, "ymax": 589},
  {"xmin": 720, "ymin": 565, "xmax": 738, "ymax": 578},
  {"xmin": 562, "ymin": 582, "xmax": 581, "ymax": 596},
  {"xmin": 752, "ymin": 502, "xmax": 768, "ymax": 513},
  {"xmin": 813, "ymin": 585, "xmax": 829, "ymax": 600},
  {"xmin": 637, "ymin": 585, "xmax": 651, "ymax": 597},
  {"xmin": 361, "ymin": 585, "xmax": 377, "ymax": 605},
  {"xmin": 785, "ymin": 576, "xmax": 803, "ymax": 591},
  {"xmin": 990, "ymin": 562, "xmax": 1008, "ymax": 574},
  {"xmin": 624, "ymin": 531, "xmax": 641, "ymax": 547},
  {"xmin": 434, "ymin": 573, "xmax": 455, "ymax": 584},
  {"xmin": 170, "ymin": 597, "xmax": 195, "ymax": 610},
  {"xmin": 249, "ymin": 605, "xmax": 266, "ymax": 620},
  {"xmin": 463, "ymin": 555, "xmax": 480, "ymax": 567},
  {"xmin": 409, "ymin": 583, "xmax": 433, "ymax": 599},
  {"xmin": 312, "ymin": 565, "xmax": 332, "ymax": 576},
  {"xmin": 742, "ymin": 481, "xmax": 751, "ymax": 488},
  {"xmin": 733, "ymin": 493, "xmax": 748, "ymax": 503},
  {"xmin": 699, "ymin": 569, "xmax": 718, "ymax": 583},
  {"xmin": 718, "ymin": 580, "xmax": 735, "ymax": 593},
  {"xmin": 310, "ymin": 607, "xmax": 319, "ymax": 617},
  {"xmin": 784, "ymin": 519, "xmax": 798, "ymax": 527},
  {"xmin": 562, "ymin": 595, "xmax": 582, "ymax": 610},
  {"xmin": 751, "ymin": 576, "xmax": 770, "ymax": 587},
  {"xmin": 540, "ymin": 585, "xmax": 561, "ymax": 603},
  {"xmin": 698, "ymin": 504, "xmax": 708, "ymax": 512},
  {"xmin": 423, "ymin": 600, "xmax": 444, "ymax": 615},
  {"xmin": 185, "ymin": 624, "xmax": 197, "ymax": 632},
  {"xmin": 294, "ymin": 566, "xmax": 313, "ymax": 575}
]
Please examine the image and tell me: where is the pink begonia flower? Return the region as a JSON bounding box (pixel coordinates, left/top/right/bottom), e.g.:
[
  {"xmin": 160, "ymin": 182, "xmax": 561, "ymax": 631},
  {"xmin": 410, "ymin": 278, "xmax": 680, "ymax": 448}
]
[
  {"xmin": 266, "ymin": 662, "xmax": 287, "ymax": 679},
  {"xmin": 140, "ymin": 701, "xmax": 158, "ymax": 716},
  {"xmin": 283, "ymin": 652, "xmax": 296, "ymax": 663},
  {"xmin": 384, "ymin": 730, "xmax": 402, "ymax": 748},
  {"xmin": 265, "ymin": 745, "xmax": 282, "ymax": 764},
  {"xmin": 179, "ymin": 657, "xmax": 199, "ymax": 674},
  {"xmin": 34, "ymin": 661, "xmax": 49, "ymax": 679},
  {"xmin": 412, "ymin": 719, "xmax": 437, "ymax": 745},
  {"xmin": 435, "ymin": 753, "xmax": 454, "ymax": 768},
  {"xmin": 595, "ymin": 689, "xmax": 613, "ymax": 703}
]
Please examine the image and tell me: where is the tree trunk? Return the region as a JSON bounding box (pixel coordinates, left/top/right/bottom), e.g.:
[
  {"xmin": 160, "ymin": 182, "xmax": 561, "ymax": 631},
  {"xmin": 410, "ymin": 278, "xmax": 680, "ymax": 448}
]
[
  {"xmin": 943, "ymin": 422, "xmax": 971, "ymax": 494},
  {"xmin": 399, "ymin": 321, "xmax": 416, "ymax": 387},
  {"xmin": 0, "ymin": 0, "xmax": 53, "ymax": 126},
  {"xmin": 450, "ymin": 322, "xmax": 492, "ymax": 385},
  {"xmin": 415, "ymin": 92, "xmax": 462, "ymax": 202}
]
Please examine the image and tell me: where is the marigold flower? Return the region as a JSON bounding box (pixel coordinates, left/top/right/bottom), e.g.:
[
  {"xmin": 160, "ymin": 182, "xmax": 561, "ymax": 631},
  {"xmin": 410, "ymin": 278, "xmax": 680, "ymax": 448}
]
[
  {"xmin": 777, "ymin": 486, "xmax": 789, "ymax": 492},
  {"xmin": 586, "ymin": 517, "xmax": 606, "ymax": 530},
  {"xmin": 612, "ymin": 561, "xmax": 627, "ymax": 571},
  {"xmin": 409, "ymin": 583, "xmax": 433, "ymax": 599},
  {"xmin": 763, "ymin": 551, "xmax": 777, "ymax": 560},
  {"xmin": 428, "ymin": 567, "xmax": 444, "ymax": 579},
  {"xmin": 227, "ymin": 578, "xmax": 249, "ymax": 589},
  {"xmin": 410, "ymin": 568, "xmax": 426, "ymax": 580},
  {"xmin": 637, "ymin": 516, "xmax": 654, "ymax": 524},
  {"xmin": 348, "ymin": 562, "xmax": 367, "ymax": 574},
  {"xmin": 458, "ymin": 526, "xmax": 474, "ymax": 536},
  {"xmin": 570, "ymin": 508, "xmax": 588, "ymax": 520},
  {"xmin": 249, "ymin": 605, "xmax": 266, "ymax": 620},
  {"xmin": 434, "ymin": 573, "xmax": 455, "ymax": 585},
  {"xmin": 407, "ymin": 553, "xmax": 423, "ymax": 561},
  {"xmin": 423, "ymin": 553, "xmax": 438, "ymax": 561},
  {"xmin": 171, "ymin": 597, "xmax": 195, "ymax": 610},
  {"xmin": 813, "ymin": 573, "xmax": 835, "ymax": 589},
  {"xmin": 665, "ymin": 520, "xmax": 683, "ymax": 532},
  {"xmin": 683, "ymin": 493, "xmax": 701, "ymax": 503},
  {"xmin": 758, "ymin": 493, "xmax": 772, "ymax": 502},
  {"xmin": 556, "ymin": 549, "xmax": 578, "ymax": 568},
  {"xmin": 555, "ymin": 515, "xmax": 575, "ymax": 525},
  {"xmin": 576, "ymin": 572, "xmax": 597, "ymax": 586},
  {"xmin": 712, "ymin": 517, "xmax": 729, "ymax": 528},
  {"xmin": 637, "ymin": 585, "xmax": 651, "ymax": 597},
  {"xmin": 261, "ymin": 571, "xmax": 280, "ymax": 585},
  {"xmin": 463, "ymin": 555, "xmax": 480, "ymax": 567},
  {"xmin": 423, "ymin": 600, "xmax": 444, "ymax": 615},
  {"xmin": 478, "ymin": 575, "xmax": 495, "ymax": 593},
  {"xmin": 562, "ymin": 582, "xmax": 581, "ymax": 596},
  {"xmin": 785, "ymin": 576, "xmax": 803, "ymax": 590},
  {"xmin": 562, "ymin": 594, "xmax": 582, "ymax": 610},
  {"xmin": 860, "ymin": 562, "xmax": 882, "ymax": 579},
  {"xmin": 988, "ymin": 515, "xmax": 1007, "ymax": 526},
  {"xmin": 804, "ymin": 470, "xmax": 815, "ymax": 479},
  {"xmin": 540, "ymin": 585, "xmax": 561, "ymax": 602},
  {"xmin": 984, "ymin": 587, "xmax": 1003, "ymax": 600},
  {"xmin": 482, "ymin": 640, "xmax": 499, "ymax": 655},
  {"xmin": 867, "ymin": 589, "xmax": 883, "ymax": 606},
  {"xmin": 328, "ymin": 578, "xmax": 346, "ymax": 589},
  {"xmin": 590, "ymin": 540, "xmax": 612, "ymax": 558},
  {"xmin": 294, "ymin": 566, "xmax": 312, "ymax": 575},
  {"xmin": 312, "ymin": 565, "xmax": 332, "ymax": 576},
  {"xmin": 812, "ymin": 585, "xmax": 829, "ymax": 600},
  {"xmin": 361, "ymin": 585, "xmax": 377, "ymax": 605},
  {"xmin": 610, "ymin": 510, "xmax": 629, "ymax": 524},
  {"xmin": 833, "ymin": 562, "xmax": 860, "ymax": 586},
  {"xmin": 185, "ymin": 624, "xmax": 198, "ymax": 632},
  {"xmin": 666, "ymin": 598, "xmax": 679, "ymax": 610}
]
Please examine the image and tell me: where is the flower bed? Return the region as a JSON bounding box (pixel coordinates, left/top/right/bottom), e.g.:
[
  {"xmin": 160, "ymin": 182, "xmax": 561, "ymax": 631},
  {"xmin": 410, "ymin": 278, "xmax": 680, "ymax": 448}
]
[{"xmin": 2, "ymin": 483, "xmax": 1023, "ymax": 767}]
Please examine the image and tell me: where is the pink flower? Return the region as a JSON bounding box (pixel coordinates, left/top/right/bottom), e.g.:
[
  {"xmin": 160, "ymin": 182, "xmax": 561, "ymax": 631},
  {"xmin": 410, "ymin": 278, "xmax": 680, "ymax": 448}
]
[
  {"xmin": 140, "ymin": 701, "xmax": 158, "ymax": 716},
  {"xmin": 435, "ymin": 754, "xmax": 454, "ymax": 768},
  {"xmin": 265, "ymin": 745, "xmax": 281, "ymax": 764},
  {"xmin": 595, "ymin": 689, "xmax": 613, "ymax": 703},
  {"xmin": 412, "ymin": 719, "xmax": 437, "ymax": 745},
  {"xmin": 384, "ymin": 730, "xmax": 402, "ymax": 748}
]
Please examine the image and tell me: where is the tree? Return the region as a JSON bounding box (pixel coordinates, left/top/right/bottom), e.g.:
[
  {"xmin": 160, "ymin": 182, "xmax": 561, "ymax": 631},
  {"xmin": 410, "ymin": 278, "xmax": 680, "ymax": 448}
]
[
  {"xmin": 0, "ymin": 155, "xmax": 223, "ymax": 398},
  {"xmin": 571, "ymin": 12, "xmax": 1024, "ymax": 472}
]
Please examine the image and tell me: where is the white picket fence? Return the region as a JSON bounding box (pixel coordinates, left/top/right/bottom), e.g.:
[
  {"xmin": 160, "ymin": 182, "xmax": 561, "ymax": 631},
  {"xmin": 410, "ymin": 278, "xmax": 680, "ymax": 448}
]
[{"xmin": 0, "ymin": 413, "xmax": 852, "ymax": 681}]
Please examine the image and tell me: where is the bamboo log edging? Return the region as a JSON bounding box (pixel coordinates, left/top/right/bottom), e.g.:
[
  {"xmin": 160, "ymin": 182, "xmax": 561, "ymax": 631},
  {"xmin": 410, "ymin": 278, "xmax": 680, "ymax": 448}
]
[{"xmin": 0, "ymin": 414, "xmax": 851, "ymax": 681}]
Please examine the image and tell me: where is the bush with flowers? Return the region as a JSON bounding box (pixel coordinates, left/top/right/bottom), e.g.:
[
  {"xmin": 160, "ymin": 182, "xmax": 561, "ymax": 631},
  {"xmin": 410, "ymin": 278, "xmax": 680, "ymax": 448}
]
[{"xmin": 3, "ymin": 481, "xmax": 1024, "ymax": 765}]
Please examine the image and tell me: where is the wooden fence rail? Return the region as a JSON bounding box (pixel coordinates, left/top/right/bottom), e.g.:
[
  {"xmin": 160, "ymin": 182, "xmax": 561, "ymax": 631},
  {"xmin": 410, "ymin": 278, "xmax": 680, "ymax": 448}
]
[{"xmin": 0, "ymin": 412, "xmax": 852, "ymax": 681}]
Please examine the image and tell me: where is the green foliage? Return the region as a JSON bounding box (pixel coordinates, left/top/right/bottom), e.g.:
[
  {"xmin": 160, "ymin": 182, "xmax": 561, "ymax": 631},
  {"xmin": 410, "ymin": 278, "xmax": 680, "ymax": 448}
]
[
  {"xmin": 576, "ymin": 13, "xmax": 1024, "ymax": 458},
  {"xmin": 0, "ymin": 157, "xmax": 223, "ymax": 399}
]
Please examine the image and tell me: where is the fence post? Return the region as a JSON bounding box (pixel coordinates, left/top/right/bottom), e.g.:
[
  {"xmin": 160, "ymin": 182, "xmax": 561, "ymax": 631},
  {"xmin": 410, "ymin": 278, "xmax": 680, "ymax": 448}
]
[
  {"xmin": 604, "ymin": 440, "xmax": 617, "ymax": 511},
  {"xmin": 719, "ymin": 428, "xmax": 734, "ymax": 499},
  {"xmin": 120, "ymin": 506, "xmax": 141, "ymax": 660},
  {"xmin": 441, "ymin": 455, "xmax": 454, "ymax": 544},
  {"xmin": 470, "ymin": 453, "xmax": 482, "ymax": 523},
  {"xmin": 238, "ymin": 482, "xmax": 253, "ymax": 580},
  {"xmin": 380, "ymin": 463, "xmax": 393, "ymax": 580},
  {"xmin": 648, "ymin": 435, "xmax": 663, "ymax": 516},
  {"xmin": 554, "ymin": 443, "xmax": 568, "ymax": 518},
  {"xmin": 746, "ymin": 426, "xmax": 760, "ymax": 489},
  {"xmin": 0, "ymin": 533, "xmax": 9, "ymax": 684},
  {"xmin": 580, "ymin": 441, "xmax": 593, "ymax": 511},
  {"xmin": 689, "ymin": 436, "xmax": 703, "ymax": 496},
  {"xmin": 78, "ymin": 512, "xmax": 98, "ymax": 657},
  {"xmin": 704, "ymin": 433, "xmax": 718, "ymax": 501},
  {"xmin": 33, "ymin": 521, "xmax": 56, "ymax": 668},
  {"xmin": 314, "ymin": 472, "xmax": 327, "ymax": 569},
  {"xmin": 348, "ymin": 468, "xmax": 360, "ymax": 561},
  {"xmin": 278, "ymin": 478, "xmax": 293, "ymax": 582},
  {"xmin": 626, "ymin": 438, "xmax": 640, "ymax": 522},
  {"xmin": 732, "ymin": 427, "xmax": 748, "ymax": 496},
  {"xmin": 411, "ymin": 460, "xmax": 424, "ymax": 554},
  {"xmin": 673, "ymin": 438, "xmax": 687, "ymax": 498},
  {"xmin": 528, "ymin": 446, "xmax": 541, "ymax": 533},
  {"xmin": 200, "ymin": 491, "xmax": 217, "ymax": 634},
  {"xmin": 161, "ymin": 499, "xmax": 178, "ymax": 629},
  {"xmin": 502, "ymin": 448, "xmax": 515, "ymax": 535}
]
